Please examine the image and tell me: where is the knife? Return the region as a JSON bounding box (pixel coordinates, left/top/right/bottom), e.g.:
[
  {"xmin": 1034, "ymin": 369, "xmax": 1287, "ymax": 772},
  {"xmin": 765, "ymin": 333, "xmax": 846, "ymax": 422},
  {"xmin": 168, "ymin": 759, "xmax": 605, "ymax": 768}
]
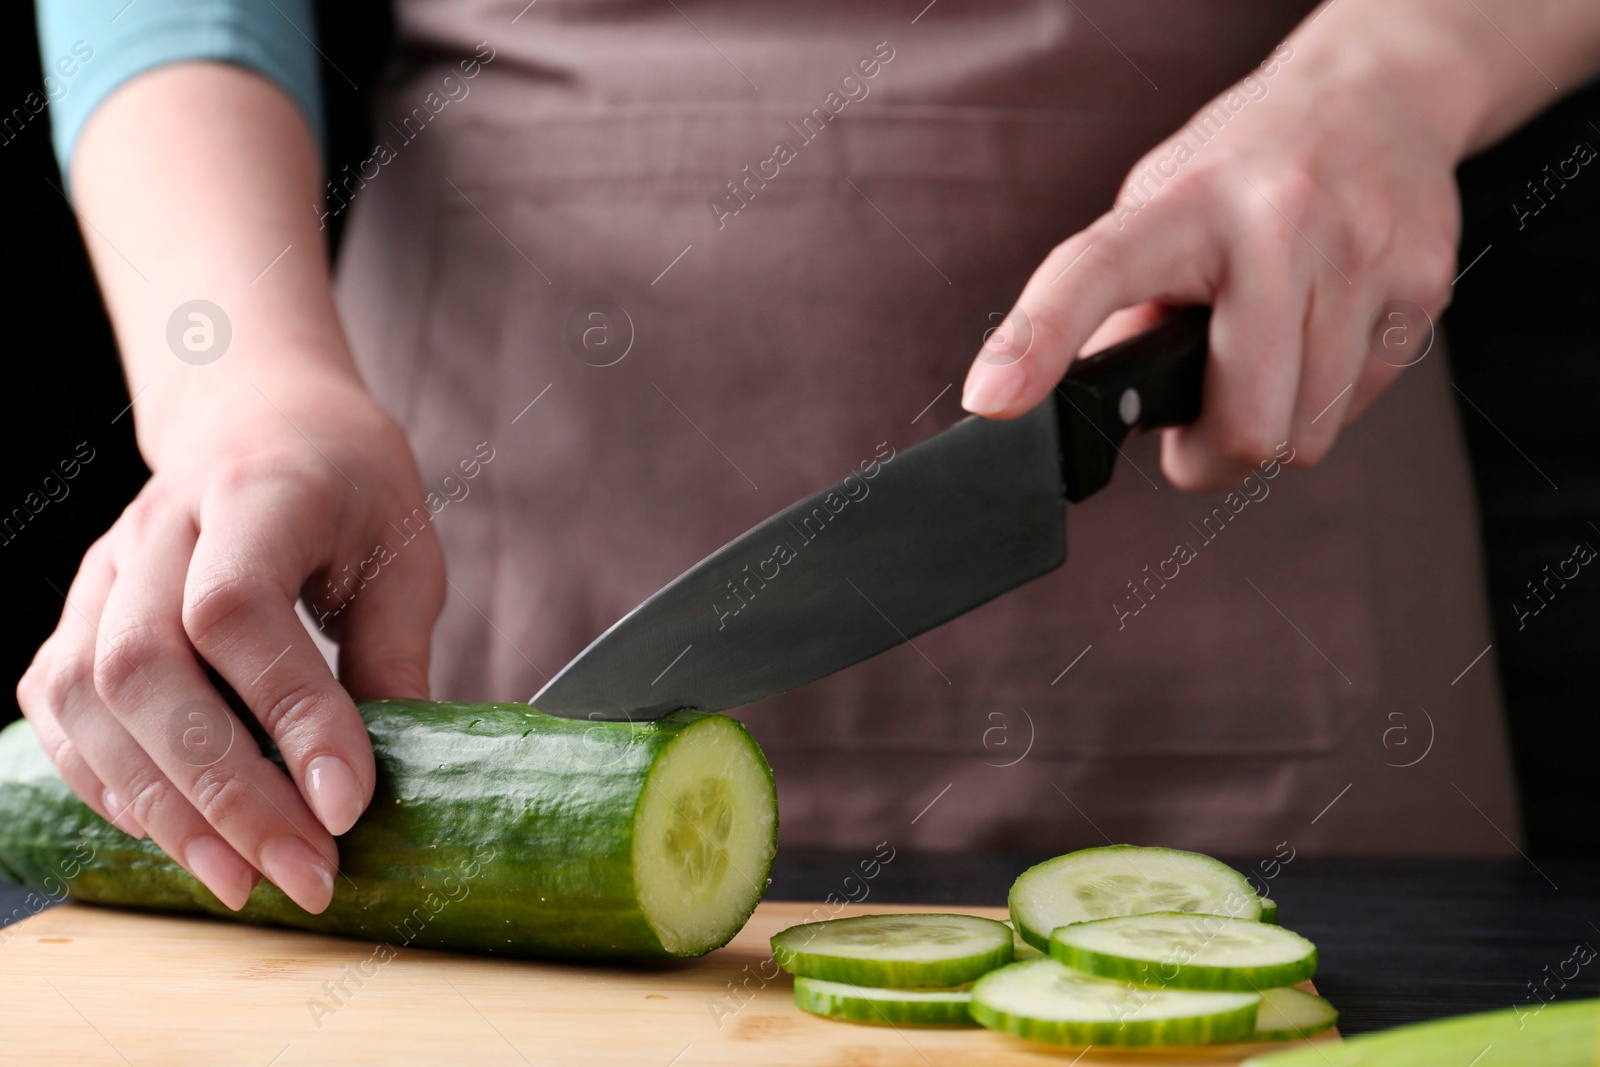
[{"xmin": 533, "ymin": 306, "xmax": 1211, "ymax": 721}]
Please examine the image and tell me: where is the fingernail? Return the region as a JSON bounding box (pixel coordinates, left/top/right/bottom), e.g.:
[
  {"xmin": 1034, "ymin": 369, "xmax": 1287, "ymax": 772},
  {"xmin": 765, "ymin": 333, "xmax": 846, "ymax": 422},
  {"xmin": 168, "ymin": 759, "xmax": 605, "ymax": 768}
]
[
  {"xmin": 100, "ymin": 789, "xmax": 145, "ymax": 839},
  {"xmin": 305, "ymin": 754, "xmax": 366, "ymax": 836},
  {"xmin": 184, "ymin": 835, "xmax": 257, "ymax": 911},
  {"xmin": 962, "ymin": 364, "xmax": 1026, "ymax": 415},
  {"xmin": 260, "ymin": 834, "xmax": 336, "ymax": 914}
]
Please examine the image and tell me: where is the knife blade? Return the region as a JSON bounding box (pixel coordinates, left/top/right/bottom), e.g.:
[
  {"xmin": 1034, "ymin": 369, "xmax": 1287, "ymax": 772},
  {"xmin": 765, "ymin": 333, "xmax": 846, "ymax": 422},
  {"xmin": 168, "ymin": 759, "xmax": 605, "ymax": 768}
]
[{"xmin": 533, "ymin": 306, "xmax": 1211, "ymax": 720}]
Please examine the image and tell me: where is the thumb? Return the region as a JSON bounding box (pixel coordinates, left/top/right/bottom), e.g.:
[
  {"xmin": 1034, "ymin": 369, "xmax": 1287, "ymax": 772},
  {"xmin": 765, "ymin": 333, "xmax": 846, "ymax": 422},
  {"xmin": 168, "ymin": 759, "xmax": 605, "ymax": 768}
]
[{"xmin": 330, "ymin": 527, "xmax": 445, "ymax": 702}]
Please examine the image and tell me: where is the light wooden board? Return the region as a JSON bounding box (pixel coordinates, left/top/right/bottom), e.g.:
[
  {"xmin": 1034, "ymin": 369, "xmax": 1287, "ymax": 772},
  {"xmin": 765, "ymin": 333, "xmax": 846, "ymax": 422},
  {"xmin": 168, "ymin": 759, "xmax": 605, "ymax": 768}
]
[{"xmin": 0, "ymin": 901, "xmax": 1335, "ymax": 1065}]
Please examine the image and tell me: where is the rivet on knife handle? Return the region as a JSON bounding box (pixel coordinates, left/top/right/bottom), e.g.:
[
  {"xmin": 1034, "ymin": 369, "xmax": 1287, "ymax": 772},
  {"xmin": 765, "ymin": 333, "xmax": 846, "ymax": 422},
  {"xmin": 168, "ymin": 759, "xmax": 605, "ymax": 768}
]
[{"xmin": 1053, "ymin": 306, "xmax": 1211, "ymax": 503}]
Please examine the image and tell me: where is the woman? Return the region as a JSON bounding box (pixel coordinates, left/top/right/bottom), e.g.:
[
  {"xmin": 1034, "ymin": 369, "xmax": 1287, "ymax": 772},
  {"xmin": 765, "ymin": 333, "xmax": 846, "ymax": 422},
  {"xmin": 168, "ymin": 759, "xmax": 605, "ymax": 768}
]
[{"xmin": 24, "ymin": 0, "xmax": 1596, "ymax": 915}]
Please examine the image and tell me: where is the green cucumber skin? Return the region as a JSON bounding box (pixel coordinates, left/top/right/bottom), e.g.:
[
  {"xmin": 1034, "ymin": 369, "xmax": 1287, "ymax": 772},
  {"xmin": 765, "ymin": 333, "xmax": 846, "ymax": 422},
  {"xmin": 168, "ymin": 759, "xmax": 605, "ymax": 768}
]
[
  {"xmin": 1259, "ymin": 899, "xmax": 1280, "ymax": 925},
  {"xmin": 1048, "ymin": 939, "xmax": 1318, "ymax": 993},
  {"xmin": 969, "ymin": 997, "xmax": 1259, "ymax": 1048},
  {"xmin": 1242, "ymin": 998, "xmax": 1598, "ymax": 1066},
  {"xmin": 793, "ymin": 980, "xmax": 977, "ymax": 1027},
  {"xmin": 0, "ymin": 700, "xmax": 775, "ymax": 960},
  {"xmin": 774, "ymin": 941, "xmax": 1013, "ymax": 989},
  {"xmin": 772, "ymin": 914, "xmax": 1014, "ymax": 989}
]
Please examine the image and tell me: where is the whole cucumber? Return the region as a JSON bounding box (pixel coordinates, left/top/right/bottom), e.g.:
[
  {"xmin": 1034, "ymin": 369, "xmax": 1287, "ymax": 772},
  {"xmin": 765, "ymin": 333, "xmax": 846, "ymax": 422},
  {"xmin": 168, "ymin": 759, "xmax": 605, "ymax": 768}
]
[{"xmin": 0, "ymin": 699, "xmax": 777, "ymax": 959}]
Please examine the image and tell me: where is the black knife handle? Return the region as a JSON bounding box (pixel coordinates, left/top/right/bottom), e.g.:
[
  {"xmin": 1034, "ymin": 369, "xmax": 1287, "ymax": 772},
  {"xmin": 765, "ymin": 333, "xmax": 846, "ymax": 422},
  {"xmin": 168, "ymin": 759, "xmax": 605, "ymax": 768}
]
[{"xmin": 1053, "ymin": 305, "xmax": 1211, "ymax": 502}]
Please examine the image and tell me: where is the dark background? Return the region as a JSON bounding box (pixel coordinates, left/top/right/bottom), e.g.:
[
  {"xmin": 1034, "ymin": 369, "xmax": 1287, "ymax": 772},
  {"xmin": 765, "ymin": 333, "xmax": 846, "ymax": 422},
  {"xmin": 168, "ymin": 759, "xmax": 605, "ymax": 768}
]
[{"xmin": 1, "ymin": 5, "xmax": 1596, "ymax": 856}]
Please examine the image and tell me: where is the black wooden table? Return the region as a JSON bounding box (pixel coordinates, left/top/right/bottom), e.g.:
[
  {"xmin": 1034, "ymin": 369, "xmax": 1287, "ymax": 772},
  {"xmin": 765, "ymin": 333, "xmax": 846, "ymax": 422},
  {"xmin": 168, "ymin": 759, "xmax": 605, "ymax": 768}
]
[{"xmin": 5, "ymin": 853, "xmax": 1596, "ymax": 1037}]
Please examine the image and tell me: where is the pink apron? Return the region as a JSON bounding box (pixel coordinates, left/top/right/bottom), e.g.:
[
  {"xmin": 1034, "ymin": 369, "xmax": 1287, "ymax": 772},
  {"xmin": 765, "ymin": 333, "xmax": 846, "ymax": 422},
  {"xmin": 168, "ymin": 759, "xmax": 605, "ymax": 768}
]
[{"xmin": 333, "ymin": 0, "xmax": 1521, "ymax": 856}]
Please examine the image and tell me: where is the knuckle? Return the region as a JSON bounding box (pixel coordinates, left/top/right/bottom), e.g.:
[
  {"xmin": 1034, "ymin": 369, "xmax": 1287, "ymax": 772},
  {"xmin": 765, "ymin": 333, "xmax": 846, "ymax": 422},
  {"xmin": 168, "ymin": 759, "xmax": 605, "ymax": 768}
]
[
  {"xmin": 115, "ymin": 493, "xmax": 164, "ymax": 537},
  {"xmin": 1345, "ymin": 209, "xmax": 1395, "ymax": 275},
  {"xmin": 207, "ymin": 450, "xmax": 342, "ymax": 508},
  {"xmin": 206, "ymin": 451, "xmax": 293, "ymax": 494},
  {"xmin": 46, "ymin": 734, "xmax": 84, "ymax": 777},
  {"xmin": 189, "ymin": 766, "xmax": 256, "ymax": 828},
  {"xmin": 1174, "ymin": 161, "xmax": 1226, "ymax": 202},
  {"xmin": 183, "ymin": 569, "xmax": 270, "ymax": 647},
  {"xmin": 258, "ymin": 679, "xmax": 328, "ymax": 744},
  {"xmin": 120, "ymin": 767, "xmax": 180, "ymax": 830},
  {"xmin": 81, "ymin": 533, "xmax": 115, "ymax": 571},
  {"xmin": 1072, "ymin": 230, "xmax": 1126, "ymax": 289},
  {"xmin": 1406, "ymin": 241, "xmax": 1458, "ymax": 308},
  {"xmin": 92, "ymin": 619, "xmax": 168, "ymax": 703},
  {"xmin": 1237, "ymin": 170, "xmax": 1321, "ymax": 240},
  {"xmin": 16, "ymin": 653, "xmax": 46, "ymax": 707},
  {"xmin": 36, "ymin": 651, "xmax": 97, "ymax": 717},
  {"xmin": 1024, "ymin": 301, "xmax": 1073, "ymax": 361}
]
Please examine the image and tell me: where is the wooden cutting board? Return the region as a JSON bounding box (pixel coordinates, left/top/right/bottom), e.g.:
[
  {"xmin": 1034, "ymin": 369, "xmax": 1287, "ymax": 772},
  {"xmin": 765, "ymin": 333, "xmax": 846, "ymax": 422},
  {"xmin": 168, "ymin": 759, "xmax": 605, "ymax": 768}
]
[{"xmin": 0, "ymin": 900, "xmax": 1335, "ymax": 1065}]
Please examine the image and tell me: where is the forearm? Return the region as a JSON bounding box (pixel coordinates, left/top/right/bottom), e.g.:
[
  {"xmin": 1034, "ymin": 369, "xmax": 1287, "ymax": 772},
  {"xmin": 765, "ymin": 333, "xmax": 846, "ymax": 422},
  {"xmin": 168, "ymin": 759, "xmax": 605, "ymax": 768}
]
[
  {"xmin": 70, "ymin": 61, "xmax": 360, "ymax": 471},
  {"xmin": 1289, "ymin": 0, "xmax": 1600, "ymax": 160}
]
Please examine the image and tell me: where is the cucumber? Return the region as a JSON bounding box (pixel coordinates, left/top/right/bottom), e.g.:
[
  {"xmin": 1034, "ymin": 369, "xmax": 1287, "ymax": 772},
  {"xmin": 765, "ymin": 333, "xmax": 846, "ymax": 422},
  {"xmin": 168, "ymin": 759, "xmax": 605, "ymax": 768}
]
[
  {"xmin": 772, "ymin": 913, "xmax": 1013, "ymax": 988},
  {"xmin": 0, "ymin": 700, "xmax": 778, "ymax": 959},
  {"xmin": 1253, "ymin": 987, "xmax": 1337, "ymax": 1041},
  {"xmin": 1009, "ymin": 846, "xmax": 1260, "ymax": 950},
  {"xmin": 793, "ymin": 976, "xmax": 976, "ymax": 1027},
  {"xmin": 1049, "ymin": 911, "xmax": 1318, "ymax": 991},
  {"xmin": 970, "ymin": 957, "xmax": 1260, "ymax": 1047},
  {"xmin": 1259, "ymin": 897, "xmax": 1280, "ymax": 925},
  {"xmin": 1005, "ymin": 920, "xmax": 1046, "ymax": 959},
  {"xmin": 1243, "ymin": 997, "xmax": 1598, "ymax": 1066}
]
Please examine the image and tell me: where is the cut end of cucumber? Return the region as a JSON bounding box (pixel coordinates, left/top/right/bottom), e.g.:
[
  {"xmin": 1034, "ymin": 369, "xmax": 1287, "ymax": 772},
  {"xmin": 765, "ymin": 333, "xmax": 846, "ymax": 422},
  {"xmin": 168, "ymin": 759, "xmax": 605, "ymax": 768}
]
[{"xmin": 633, "ymin": 714, "xmax": 776, "ymax": 956}]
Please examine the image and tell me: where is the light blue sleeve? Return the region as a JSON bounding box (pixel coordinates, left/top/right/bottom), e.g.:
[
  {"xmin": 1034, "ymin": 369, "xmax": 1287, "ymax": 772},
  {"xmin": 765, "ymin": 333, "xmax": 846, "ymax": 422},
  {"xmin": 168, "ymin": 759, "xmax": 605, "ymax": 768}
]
[{"xmin": 34, "ymin": 0, "xmax": 326, "ymax": 173}]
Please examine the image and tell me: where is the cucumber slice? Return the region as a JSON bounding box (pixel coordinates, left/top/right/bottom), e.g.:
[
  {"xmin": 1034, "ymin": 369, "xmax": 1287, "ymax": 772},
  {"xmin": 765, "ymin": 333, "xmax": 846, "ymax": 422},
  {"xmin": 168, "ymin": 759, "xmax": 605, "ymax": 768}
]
[
  {"xmin": 1010, "ymin": 846, "xmax": 1260, "ymax": 950},
  {"xmin": 772, "ymin": 913, "xmax": 1013, "ymax": 988},
  {"xmin": 970, "ymin": 957, "xmax": 1260, "ymax": 1047},
  {"xmin": 1049, "ymin": 911, "xmax": 1317, "ymax": 991},
  {"xmin": 793, "ymin": 977, "xmax": 976, "ymax": 1027},
  {"xmin": 1254, "ymin": 987, "xmax": 1338, "ymax": 1041},
  {"xmin": 1004, "ymin": 920, "xmax": 1046, "ymax": 960},
  {"xmin": 1259, "ymin": 897, "xmax": 1280, "ymax": 925}
]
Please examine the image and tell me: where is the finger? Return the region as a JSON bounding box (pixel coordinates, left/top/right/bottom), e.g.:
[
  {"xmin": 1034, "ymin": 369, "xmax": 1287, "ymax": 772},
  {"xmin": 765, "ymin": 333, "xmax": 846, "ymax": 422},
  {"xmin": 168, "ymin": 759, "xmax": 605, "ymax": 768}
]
[
  {"xmin": 331, "ymin": 519, "xmax": 446, "ymax": 703},
  {"xmin": 1078, "ymin": 301, "xmax": 1170, "ymax": 355},
  {"xmin": 60, "ymin": 698, "xmax": 263, "ymax": 910},
  {"xmin": 1161, "ymin": 222, "xmax": 1311, "ymax": 491},
  {"xmin": 962, "ymin": 197, "xmax": 1222, "ymax": 418},
  {"xmin": 41, "ymin": 537, "xmax": 259, "ymax": 907},
  {"xmin": 25, "ymin": 684, "xmax": 146, "ymax": 839},
  {"xmin": 1285, "ymin": 281, "xmax": 1371, "ymax": 464},
  {"xmin": 19, "ymin": 543, "xmax": 146, "ymax": 837},
  {"xmin": 1341, "ymin": 299, "xmax": 1429, "ymax": 428},
  {"xmin": 94, "ymin": 500, "xmax": 338, "ymax": 913},
  {"xmin": 185, "ymin": 477, "xmax": 374, "ymax": 837}
]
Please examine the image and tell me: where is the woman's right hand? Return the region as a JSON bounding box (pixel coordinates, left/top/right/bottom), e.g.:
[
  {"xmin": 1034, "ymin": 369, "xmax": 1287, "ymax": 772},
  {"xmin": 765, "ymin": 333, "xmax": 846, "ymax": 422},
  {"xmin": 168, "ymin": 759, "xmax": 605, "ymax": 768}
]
[{"xmin": 17, "ymin": 367, "xmax": 445, "ymax": 913}]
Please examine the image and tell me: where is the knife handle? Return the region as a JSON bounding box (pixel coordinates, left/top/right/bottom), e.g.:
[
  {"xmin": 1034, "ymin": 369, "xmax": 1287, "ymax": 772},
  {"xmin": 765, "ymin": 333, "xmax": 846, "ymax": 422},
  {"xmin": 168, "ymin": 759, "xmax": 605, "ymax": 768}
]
[{"xmin": 1053, "ymin": 305, "xmax": 1211, "ymax": 502}]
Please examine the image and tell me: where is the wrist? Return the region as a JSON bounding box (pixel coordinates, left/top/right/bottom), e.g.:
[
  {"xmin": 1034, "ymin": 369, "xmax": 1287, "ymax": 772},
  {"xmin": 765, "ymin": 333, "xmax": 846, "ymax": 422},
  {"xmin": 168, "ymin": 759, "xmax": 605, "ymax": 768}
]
[
  {"xmin": 1282, "ymin": 2, "xmax": 1493, "ymax": 164},
  {"xmin": 133, "ymin": 351, "xmax": 373, "ymax": 472}
]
